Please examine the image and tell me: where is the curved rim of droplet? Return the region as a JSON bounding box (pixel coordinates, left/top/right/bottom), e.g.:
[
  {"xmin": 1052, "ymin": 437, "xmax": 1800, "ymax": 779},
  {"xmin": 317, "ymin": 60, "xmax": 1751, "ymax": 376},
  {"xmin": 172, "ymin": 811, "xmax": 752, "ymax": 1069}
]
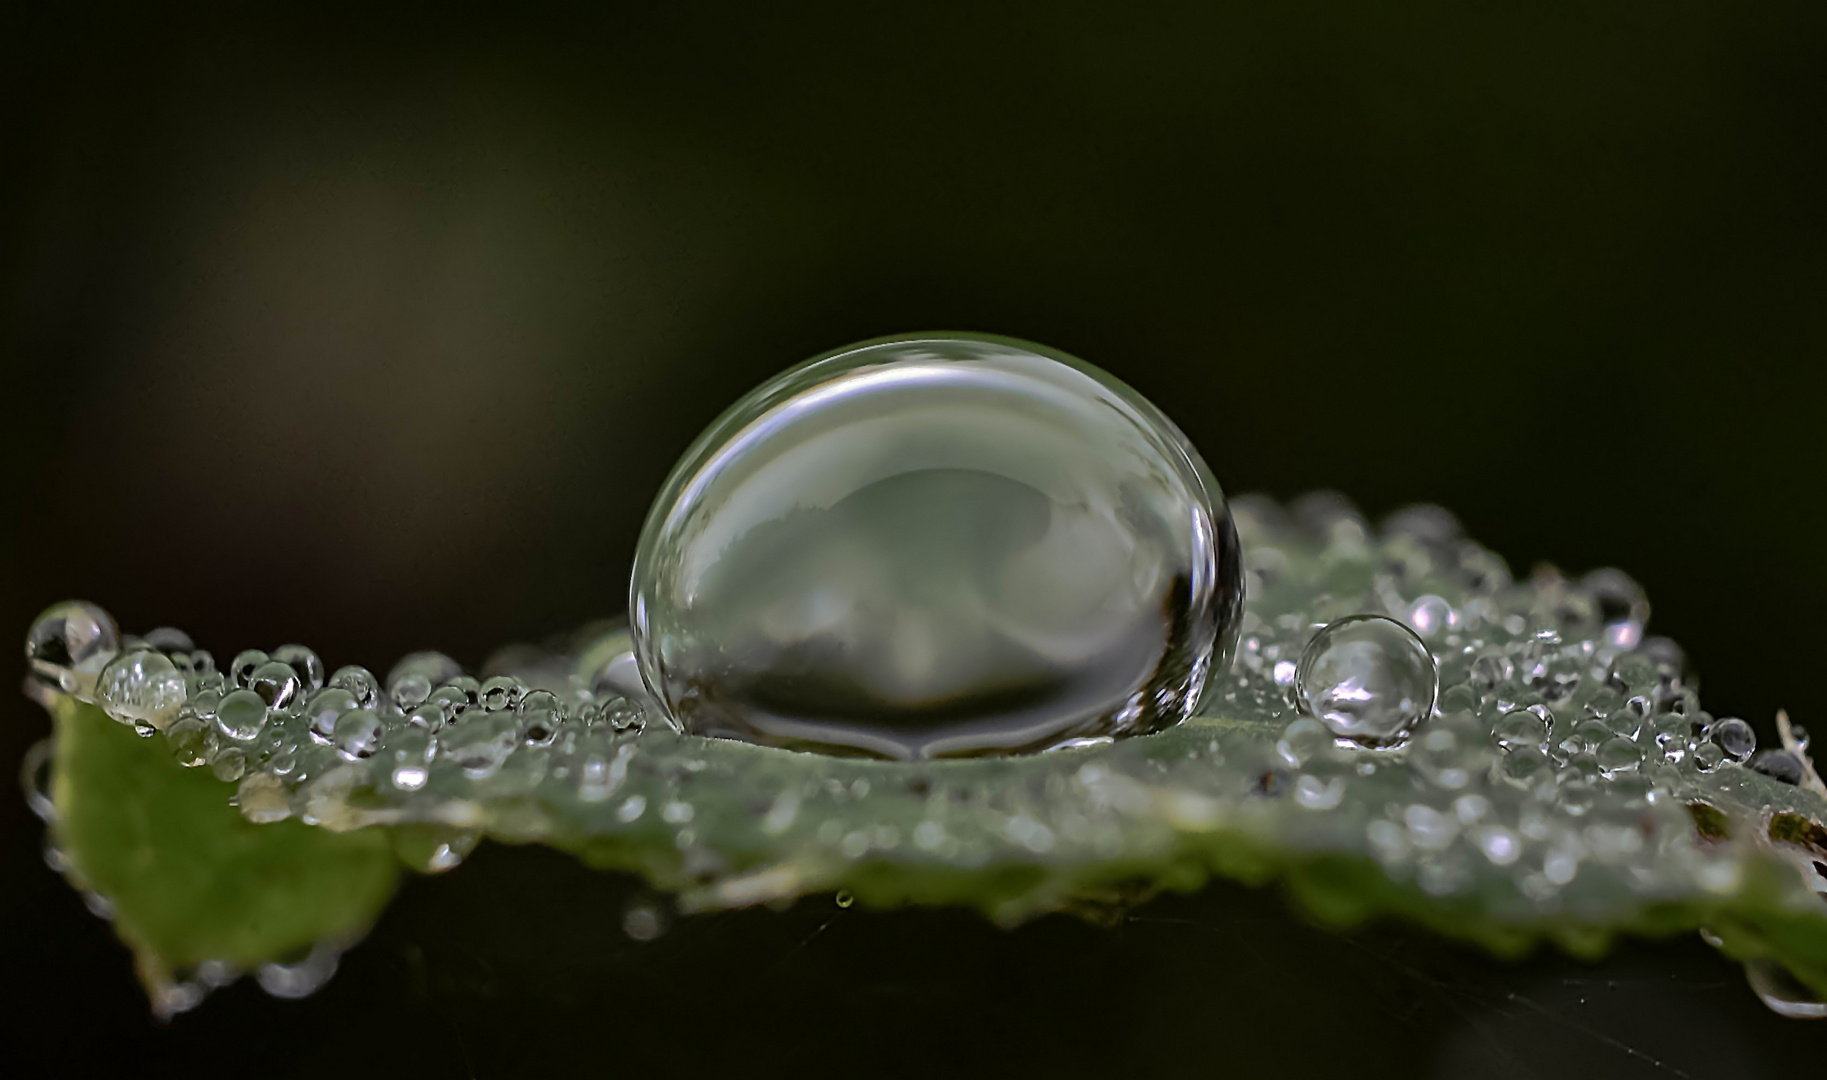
[{"xmin": 626, "ymin": 330, "xmax": 1243, "ymax": 738}]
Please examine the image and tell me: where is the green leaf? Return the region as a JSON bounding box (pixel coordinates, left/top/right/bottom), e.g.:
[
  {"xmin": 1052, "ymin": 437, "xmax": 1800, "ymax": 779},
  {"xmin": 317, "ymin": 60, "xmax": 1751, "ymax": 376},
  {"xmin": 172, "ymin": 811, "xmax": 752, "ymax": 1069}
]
[
  {"xmin": 28, "ymin": 495, "xmax": 1827, "ymax": 1014},
  {"xmin": 47, "ymin": 696, "xmax": 400, "ymax": 1013}
]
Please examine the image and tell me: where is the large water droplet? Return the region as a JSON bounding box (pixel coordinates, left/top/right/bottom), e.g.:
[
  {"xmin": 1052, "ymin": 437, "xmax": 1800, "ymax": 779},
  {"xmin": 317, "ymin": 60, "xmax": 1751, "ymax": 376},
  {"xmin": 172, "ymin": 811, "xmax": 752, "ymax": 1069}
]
[
  {"xmin": 1294, "ymin": 614, "xmax": 1437, "ymax": 749},
  {"xmin": 629, "ymin": 334, "xmax": 1242, "ymax": 760}
]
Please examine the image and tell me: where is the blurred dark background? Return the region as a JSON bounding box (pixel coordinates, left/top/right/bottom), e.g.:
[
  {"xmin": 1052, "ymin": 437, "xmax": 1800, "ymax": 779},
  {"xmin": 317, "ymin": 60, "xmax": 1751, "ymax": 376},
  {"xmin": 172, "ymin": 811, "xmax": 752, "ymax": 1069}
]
[{"xmin": 3, "ymin": 2, "xmax": 1825, "ymax": 1075}]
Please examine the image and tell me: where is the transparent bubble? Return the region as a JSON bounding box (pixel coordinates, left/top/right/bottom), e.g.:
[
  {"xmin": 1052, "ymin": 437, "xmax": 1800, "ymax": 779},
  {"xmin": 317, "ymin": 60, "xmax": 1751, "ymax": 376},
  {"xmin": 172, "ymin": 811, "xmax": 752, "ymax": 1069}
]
[
  {"xmin": 214, "ymin": 689, "xmax": 270, "ymax": 742},
  {"xmin": 630, "ymin": 334, "xmax": 1242, "ymax": 760},
  {"xmin": 327, "ymin": 665, "xmax": 380, "ymax": 711},
  {"xmin": 96, "ymin": 650, "xmax": 188, "ymax": 731},
  {"xmin": 1708, "ymin": 717, "xmax": 1756, "ymax": 763},
  {"xmin": 478, "ymin": 675, "xmax": 525, "ymax": 713},
  {"xmin": 388, "ymin": 728, "xmax": 435, "ymax": 791},
  {"xmin": 229, "ymin": 649, "xmax": 270, "ymax": 689},
  {"xmin": 518, "ymin": 690, "xmax": 566, "ymax": 746},
  {"xmin": 1596, "ymin": 736, "xmax": 1643, "ymax": 778},
  {"xmin": 1492, "ymin": 709, "xmax": 1547, "ymax": 753},
  {"xmin": 1405, "ymin": 595, "xmax": 1455, "ymax": 639},
  {"xmin": 247, "ymin": 661, "xmax": 301, "ymax": 710},
  {"xmin": 26, "ymin": 600, "xmax": 119, "ymax": 691},
  {"xmin": 272, "ymin": 645, "xmax": 326, "ymax": 692},
  {"xmin": 167, "ymin": 716, "xmax": 215, "ymax": 767},
  {"xmin": 301, "ymin": 688, "xmax": 357, "ymax": 745},
  {"xmin": 332, "ymin": 710, "xmax": 383, "ymax": 761},
  {"xmin": 210, "ymin": 746, "xmax": 247, "ymax": 783},
  {"xmin": 1294, "ymin": 614, "xmax": 1437, "ymax": 749},
  {"xmin": 1581, "ymin": 569, "xmax": 1649, "ymax": 651}
]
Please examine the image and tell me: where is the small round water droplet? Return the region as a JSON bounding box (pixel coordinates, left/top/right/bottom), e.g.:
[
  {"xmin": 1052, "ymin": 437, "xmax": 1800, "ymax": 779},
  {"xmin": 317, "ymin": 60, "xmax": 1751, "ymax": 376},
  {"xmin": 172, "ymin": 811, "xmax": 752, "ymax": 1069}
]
[
  {"xmin": 1581, "ymin": 569, "xmax": 1649, "ymax": 651},
  {"xmin": 1405, "ymin": 595, "xmax": 1455, "ymax": 639},
  {"xmin": 168, "ymin": 716, "xmax": 215, "ymax": 767},
  {"xmin": 1294, "ymin": 614, "xmax": 1437, "ymax": 749},
  {"xmin": 25, "ymin": 600, "xmax": 119, "ymax": 691},
  {"xmin": 1492, "ymin": 709, "xmax": 1548, "ymax": 752},
  {"xmin": 245, "ymin": 661, "xmax": 301, "ymax": 709},
  {"xmin": 630, "ymin": 334, "xmax": 1242, "ymax": 759},
  {"xmin": 332, "ymin": 709, "xmax": 383, "ymax": 761},
  {"xmin": 834, "ymin": 889, "xmax": 855, "ymax": 909},
  {"xmin": 1596, "ymin": 736, "xmax": 1643, "ymax": 778},
  {"xmin": 478, "ymin": 675, "xmax": 525, "ymax": 713},
  {"xmin": 214, "ymin": 689, "xmax": 270, "ymax": 742},
  {"xmin": 1709, "ymin": 717, "xmax": 1756, "ymax": 763},
  {"xmin": 96, "ymin": 650, "xmax": 188, "ymax": 731},
  {"xmin": 517, "ymin": 690, "xmax": 566, "ymax": 746},
  {"xmin": 301, "ymin": 688, "xmax": 357, "ymax": 744},
  {"xmin": 1501, "ymin": 745, "xmax": 1550, "ymax": 787},
  {"xmin": 271, "ymin": 645, "xmax": 325, "ymax": 692},
  {"xmin": 327, "ymin": 665, "xmax": 380, "ymax": 710},
  {"xmin": 229, "ymin": 649, "xmax": 270, "ymax": 689},
  {"xmin": 210, "ymin": 746, "xmax": 248, "ymax": 783}
]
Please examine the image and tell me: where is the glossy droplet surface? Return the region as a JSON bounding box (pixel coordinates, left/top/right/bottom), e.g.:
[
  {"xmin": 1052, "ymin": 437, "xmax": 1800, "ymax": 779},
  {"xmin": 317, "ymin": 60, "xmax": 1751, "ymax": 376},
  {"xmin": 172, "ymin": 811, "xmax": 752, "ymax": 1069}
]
[
  {"xmin": 1295, "ymin": 614, "xmax": 1437, "ymax": 748},
  {"xmin": 630, "ymin": 334, "xmax": 1241, "ymax": 760},
  {"xmin": 26, "ymin": 600, "xmax": 119, "ymax": 691}
]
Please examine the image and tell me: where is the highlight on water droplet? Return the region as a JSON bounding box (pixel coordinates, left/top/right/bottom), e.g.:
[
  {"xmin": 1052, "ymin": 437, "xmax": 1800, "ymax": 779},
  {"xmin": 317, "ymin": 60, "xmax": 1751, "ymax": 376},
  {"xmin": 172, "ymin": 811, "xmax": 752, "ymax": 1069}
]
[{"xmin": 629, "ymin": 333, "xmax": 1243, "ymax": 760}]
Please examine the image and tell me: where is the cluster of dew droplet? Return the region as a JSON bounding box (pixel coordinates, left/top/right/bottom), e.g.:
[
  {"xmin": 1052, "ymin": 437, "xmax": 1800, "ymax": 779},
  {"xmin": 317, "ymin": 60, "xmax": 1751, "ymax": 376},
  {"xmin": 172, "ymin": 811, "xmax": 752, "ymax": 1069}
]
[
  {"xmin": 1213, "ymin": 493, "xmax": 1827, "ymax": 917},
  {"xmin": 25, "ymin": 604, "xmax": 659, "ymax": 850},
  {"xmin": 22, "ymin": 492, "xmax": 1827, "ymax": 1018}
]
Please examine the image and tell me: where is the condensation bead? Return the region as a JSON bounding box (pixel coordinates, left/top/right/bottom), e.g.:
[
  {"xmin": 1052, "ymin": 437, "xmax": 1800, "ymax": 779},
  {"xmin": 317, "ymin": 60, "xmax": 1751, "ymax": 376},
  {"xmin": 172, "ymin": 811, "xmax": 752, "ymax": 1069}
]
[
  {"xmin": 25, "ymin": 600, "xmax": 119, "ymax": 690},
  {"xmin": 272, "ymin": 645, "xmax": 326, "ymax": 692},
  {"xmin": 518, "ymin": 690, "xmax": 566, "ymax": 746},
  {"xmin": 630, "ymin": 334, "xmax": 1242, "ymax": 760},
  {"xmin": 248, "ymin": 661, "xmax": 302, "ymax": 710},
  {"xmin": 332, "ymin": 710, "xmax": 383, "ymax": 761},
  {"xmin": 328, "ymin": 666, "xmax": 381, "ymax": 711},
  {"xmin": 302, "ymin": 688, "xmax": 357, "ymax": 744},
  {"xmin": 479, "ymin": 675, "xmax": 525, "ymax": 712},
  {"xmin": 96, "ymin": 650, "xmax": 188, "ymax": 731},
  {"xmin": 1709, "ymin": 717, "xmax": 1756, "ymax": 763},
  {"xmin": 215, "ymin": 689, "xmax": 270, "ymax": 742},
  {"xmin": 210, "ymin": 746, "xmax": 247, "ymax": 783},
  {"xmin": 1294, "ymin": 614, "xmax": 1438, "ymax": 749},
  {"xmin": 391, "ymin": 673, "xmax": 433, "ymax": 712},
  {"xmin": 1596, "ymin": 736, "xmax": 1643, "ymax": 778},
  {"xmin": 1492, "ymin": 709, "xmax": 1547, "ymax": 752},
  {"xmin": 167, "ymin": 716, "xmax": 215, "ymax": 767},
  {"xmin": 230, "ymin": 650, "xmax": 270, "ymax": 689}
]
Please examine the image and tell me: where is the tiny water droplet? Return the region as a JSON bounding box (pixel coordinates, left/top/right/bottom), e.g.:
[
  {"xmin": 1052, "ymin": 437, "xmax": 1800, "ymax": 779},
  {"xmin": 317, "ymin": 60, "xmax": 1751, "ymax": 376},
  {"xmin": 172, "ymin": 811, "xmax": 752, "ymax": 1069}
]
[
  {"xmin": 271, "ymin": 645, "xmax": 326, "ymax": 693},
  {"xmin": 629, "ymin": 334, "xmax": 1242, "ymax": 760},
  {"xmin": 1294, "ymin": 614, "xmax": 1437, "ymax": 749},
  {"xmin": 834, "ymin": 889, "xmax": 855, "ymax": 908}
]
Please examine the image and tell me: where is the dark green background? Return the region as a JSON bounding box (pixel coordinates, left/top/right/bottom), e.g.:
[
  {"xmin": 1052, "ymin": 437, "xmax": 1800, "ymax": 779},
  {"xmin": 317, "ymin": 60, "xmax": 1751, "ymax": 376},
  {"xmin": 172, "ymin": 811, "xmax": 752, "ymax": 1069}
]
[{"xmin": 4, "ymin": 3, "xmax": 1825, "ymax": 1075}]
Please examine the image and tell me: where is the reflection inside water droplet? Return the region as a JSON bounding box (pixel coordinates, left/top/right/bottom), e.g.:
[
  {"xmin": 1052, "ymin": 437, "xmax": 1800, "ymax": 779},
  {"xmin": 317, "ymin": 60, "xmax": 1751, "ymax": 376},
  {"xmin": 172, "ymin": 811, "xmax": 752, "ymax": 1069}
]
[{"xmin": 629, "ymin": 334, "xmax": 1243, "ymax": 760}]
